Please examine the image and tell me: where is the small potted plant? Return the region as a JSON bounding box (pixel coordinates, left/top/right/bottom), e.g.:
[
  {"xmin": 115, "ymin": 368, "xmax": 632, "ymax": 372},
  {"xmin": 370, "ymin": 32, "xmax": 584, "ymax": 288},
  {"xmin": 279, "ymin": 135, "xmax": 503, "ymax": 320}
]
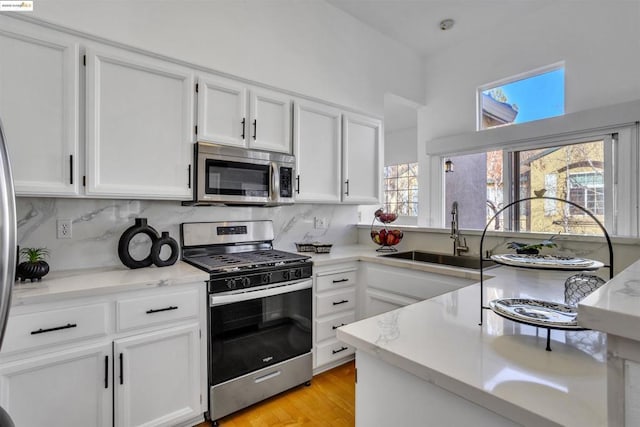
[
  {"xmin": 506, "ymin": 236, "xmax": 557, "ymax": 255},
  {"xmin": 16, "ymin": 247, "xmax": 50, "ymax": 282}
]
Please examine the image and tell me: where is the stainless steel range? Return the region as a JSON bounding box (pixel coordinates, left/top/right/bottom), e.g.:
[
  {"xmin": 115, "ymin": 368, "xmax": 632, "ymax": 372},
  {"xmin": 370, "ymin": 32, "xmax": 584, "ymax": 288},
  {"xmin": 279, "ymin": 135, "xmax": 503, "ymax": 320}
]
[{"xmin": 180, "ymin": 221, "xmax": 312, "ymax": 423}]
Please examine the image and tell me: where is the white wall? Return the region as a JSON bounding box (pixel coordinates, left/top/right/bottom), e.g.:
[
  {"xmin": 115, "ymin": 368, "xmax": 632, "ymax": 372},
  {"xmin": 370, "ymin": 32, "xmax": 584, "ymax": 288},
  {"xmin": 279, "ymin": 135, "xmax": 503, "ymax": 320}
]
[
  {"xmin": 384, "ymin": 127, "xmax": 417, "ymax": 166},
  {"xmin": 27, "ymin": 0, "xmax": 424, "ymax": 116},
  {"xmin": 420, "ymin": 1, "xmax": 640, "ymax": 144}
]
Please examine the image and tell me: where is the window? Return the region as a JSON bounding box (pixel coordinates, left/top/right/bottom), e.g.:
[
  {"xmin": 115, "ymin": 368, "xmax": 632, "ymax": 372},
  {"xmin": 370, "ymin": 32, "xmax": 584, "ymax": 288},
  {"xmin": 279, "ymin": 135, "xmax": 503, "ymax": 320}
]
[
  {"xmin": 479, "ymin": 66, "xmax": 565, "ymax": 130},
  {"xmin": 443, "ymin": 138, "xmax": 610, "ymax": 235},
  {"xmin": 383, "ymin": 163, "xmax": 418, "ymax": 216},
  {"xmin": 568, "ymin": 172, "xmax": 604, "ymax": 216}
]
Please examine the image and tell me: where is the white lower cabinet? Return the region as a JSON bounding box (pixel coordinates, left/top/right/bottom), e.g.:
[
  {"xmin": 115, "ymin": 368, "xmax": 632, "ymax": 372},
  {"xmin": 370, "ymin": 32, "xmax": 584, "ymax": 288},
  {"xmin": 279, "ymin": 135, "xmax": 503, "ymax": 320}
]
[
  {"xmin": 114, "ymin": 323, "xmax": 201, "ymax": 427},
  {"xmin": 0, "ymin": 283, "xmax": 206, "ymax": 427},
  {"xmin": 361, "ymin": 262, "xmax": 476, "ymax": 318},
  {"xmin": 0, "ymin": 342, "xmax": 112, "ymax": 427},
  {"xmin": 313, "ymin": 263, "xmax": 358, "ymax": 372}
]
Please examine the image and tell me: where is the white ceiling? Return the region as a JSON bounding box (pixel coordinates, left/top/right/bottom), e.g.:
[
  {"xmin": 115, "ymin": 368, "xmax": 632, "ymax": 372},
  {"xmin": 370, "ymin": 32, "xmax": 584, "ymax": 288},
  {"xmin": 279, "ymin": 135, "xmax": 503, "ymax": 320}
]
[{"xmin": 327, "ymin": 0, "xmax": 553, "ymax": 58}]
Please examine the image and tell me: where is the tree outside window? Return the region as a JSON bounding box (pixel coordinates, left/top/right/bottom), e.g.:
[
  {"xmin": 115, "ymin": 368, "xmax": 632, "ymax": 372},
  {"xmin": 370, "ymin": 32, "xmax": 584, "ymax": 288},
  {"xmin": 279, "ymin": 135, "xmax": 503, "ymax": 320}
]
[{"xmin": 384, "ymin": 163, "xmax": 418, "ymax": 216}]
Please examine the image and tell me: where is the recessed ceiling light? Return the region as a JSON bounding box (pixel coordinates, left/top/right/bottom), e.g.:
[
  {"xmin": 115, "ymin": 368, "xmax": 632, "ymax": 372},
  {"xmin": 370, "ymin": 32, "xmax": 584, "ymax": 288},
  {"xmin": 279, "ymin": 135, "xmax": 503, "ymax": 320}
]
[{"xmin": 439, "ymin": 19, "xmax": 454, "ymax": 31}]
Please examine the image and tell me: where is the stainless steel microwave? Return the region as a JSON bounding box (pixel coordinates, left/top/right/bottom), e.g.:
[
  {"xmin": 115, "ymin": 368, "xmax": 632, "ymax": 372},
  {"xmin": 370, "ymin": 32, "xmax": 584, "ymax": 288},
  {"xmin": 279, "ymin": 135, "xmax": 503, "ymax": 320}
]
[{"xmin": 191, "ymin": 142, "xmax": 295, "ymax": 206}]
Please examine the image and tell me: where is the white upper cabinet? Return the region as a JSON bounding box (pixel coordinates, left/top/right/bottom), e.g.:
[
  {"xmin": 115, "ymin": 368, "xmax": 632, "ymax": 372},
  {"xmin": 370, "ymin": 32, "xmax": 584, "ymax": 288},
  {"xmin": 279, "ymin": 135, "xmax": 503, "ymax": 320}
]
[
  {"xmin": 0, "ymin": 23, "xmax": 80, "ymax": 196},
  {"xmin": 249, "ymin": 87, "xmax": 292, "ymax": 153},
  {"xmin": 293, "ymin": 100, "xmax": 342, "ymax": 202},
  {"xmin": 342, "ymin": 112, "xmax": 383, "ymax": 204},
  {"xmin": 196, "ymin": 75, "xmax": 247, "ymax": 148},
  {"xmin": 196, "ymin": 75, "xmax": 292, "ymax": 153},
  {"xmin": 85, "ymin": 46, "xmax": 194, "ymax": 199}
]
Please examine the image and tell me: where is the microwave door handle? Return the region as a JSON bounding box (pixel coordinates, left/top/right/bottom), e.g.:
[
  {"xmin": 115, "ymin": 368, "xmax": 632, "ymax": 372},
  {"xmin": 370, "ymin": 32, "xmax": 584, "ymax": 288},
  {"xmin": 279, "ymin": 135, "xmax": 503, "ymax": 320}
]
[{"xmin": 270, "ymin": 162, "xmax": 280, "ymax": 201}]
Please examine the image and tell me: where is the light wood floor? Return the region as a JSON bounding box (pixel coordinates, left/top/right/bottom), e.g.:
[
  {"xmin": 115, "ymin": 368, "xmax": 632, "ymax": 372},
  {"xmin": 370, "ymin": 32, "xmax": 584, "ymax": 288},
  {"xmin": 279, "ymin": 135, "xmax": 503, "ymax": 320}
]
[{"xmin": 197, "ymin": 361, "xmax": 355, "ymax": 427}]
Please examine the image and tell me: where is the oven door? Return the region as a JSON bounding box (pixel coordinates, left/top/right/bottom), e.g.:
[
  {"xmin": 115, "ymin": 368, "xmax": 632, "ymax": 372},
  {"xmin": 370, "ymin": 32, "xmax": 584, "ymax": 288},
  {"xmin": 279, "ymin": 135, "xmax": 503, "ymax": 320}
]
[{"xmin": 209, "ymin": 279, "xmax": 312, "ymax": 386}]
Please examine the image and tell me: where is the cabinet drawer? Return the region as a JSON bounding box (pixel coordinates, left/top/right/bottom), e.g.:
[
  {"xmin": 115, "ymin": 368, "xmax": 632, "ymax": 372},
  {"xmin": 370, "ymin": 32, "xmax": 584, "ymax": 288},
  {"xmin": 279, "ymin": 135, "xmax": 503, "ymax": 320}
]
[
  {"xmin": 316, "ymin": 269, "xmax": 357, "ymax": 292},
  {"xmin": 117, "ymin": 289, "xmax": 199, "ymax": 331},
  {"xmin": 316, "ymin": 288, "xmax": 356, "ymax": 317},
  {"xmin": 315, "ymin": 311, "xmax": 355, "ymax": 343},
  {"xmin": 2, "ymin": 303, "xmax": 109, "ymax": 354},
  {"xmin": 315, "ymin": 339, "xmax": 354, "ymax": 367}
]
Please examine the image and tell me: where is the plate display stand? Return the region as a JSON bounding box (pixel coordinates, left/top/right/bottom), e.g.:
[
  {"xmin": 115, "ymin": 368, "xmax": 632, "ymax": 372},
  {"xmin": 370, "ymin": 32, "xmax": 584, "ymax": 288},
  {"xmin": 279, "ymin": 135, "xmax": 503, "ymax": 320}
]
[{"xmin": 478, "ymin": 196, "xmax": 614, "ymax": 351}]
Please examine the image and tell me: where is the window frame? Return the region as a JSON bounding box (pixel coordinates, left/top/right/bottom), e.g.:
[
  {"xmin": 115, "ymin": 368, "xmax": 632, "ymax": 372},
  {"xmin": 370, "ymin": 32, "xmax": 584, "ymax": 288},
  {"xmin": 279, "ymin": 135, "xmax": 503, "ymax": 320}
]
[
  {"xmin": 476, "ymin": 62, "xmax": 566, "ymax": 131},
  {"xmin": 435, "ymin": 128, "xmax": 635, "ymax": 237},
  {"xmin": 383, "ymin": 162, "xmax": 419, "ymax": 218}
]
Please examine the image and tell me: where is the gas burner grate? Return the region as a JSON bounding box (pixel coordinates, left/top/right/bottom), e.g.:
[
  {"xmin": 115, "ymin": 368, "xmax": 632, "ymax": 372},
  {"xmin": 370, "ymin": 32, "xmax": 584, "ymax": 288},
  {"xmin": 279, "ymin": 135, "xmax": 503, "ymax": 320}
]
[{"xmin": 186, "ymin": 249, "xmax": 310, "ymax": 273}]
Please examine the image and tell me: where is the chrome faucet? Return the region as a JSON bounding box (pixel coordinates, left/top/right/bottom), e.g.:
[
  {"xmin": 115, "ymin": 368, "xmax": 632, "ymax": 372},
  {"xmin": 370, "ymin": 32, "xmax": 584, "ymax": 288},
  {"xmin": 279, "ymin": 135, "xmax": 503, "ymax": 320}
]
[{"xmin": 450, "ymin": 201, "xmax": 469, "ymax": 256}]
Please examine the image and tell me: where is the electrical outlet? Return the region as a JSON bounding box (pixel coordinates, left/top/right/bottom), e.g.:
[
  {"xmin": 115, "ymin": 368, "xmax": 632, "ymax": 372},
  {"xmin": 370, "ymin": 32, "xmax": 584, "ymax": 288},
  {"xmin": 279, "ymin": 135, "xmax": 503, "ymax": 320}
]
[
  {"xmin": 314, "ymin": 217, "xmax": 327, "ymax": 229},
  {"xmin": 57, "ymin": 219, "xmax": 72, "ymax": 239}
]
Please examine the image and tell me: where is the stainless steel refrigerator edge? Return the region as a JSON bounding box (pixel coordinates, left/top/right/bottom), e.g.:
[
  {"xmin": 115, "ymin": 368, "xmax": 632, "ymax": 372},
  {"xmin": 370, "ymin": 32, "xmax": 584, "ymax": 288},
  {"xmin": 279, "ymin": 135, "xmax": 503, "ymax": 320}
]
[{"xmin": 0, "ymin": 118, "xmax": 17, "ymax": 427}]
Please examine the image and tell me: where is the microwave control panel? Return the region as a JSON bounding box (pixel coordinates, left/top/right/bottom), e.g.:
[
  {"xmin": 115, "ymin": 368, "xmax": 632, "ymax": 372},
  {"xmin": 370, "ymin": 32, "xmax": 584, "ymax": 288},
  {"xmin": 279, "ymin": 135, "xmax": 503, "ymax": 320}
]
[{"xmin": 280, "ymin": 167, "xmax": 293, "ymax": 198}]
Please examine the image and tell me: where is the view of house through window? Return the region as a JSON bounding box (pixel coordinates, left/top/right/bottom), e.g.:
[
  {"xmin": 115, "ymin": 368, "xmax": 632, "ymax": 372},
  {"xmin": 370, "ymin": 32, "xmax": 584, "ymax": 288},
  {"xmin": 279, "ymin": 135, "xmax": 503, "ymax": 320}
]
[
  {"xmin": 443, "ymin": 140, "xmax": 607, "ymax": 235},
  {"xmin": 383, "ymin": 163, "xmax": 418, "ymax": 216},
  {"xmin": 479, "ymin": 66, "xmax": 565, "ymax": 130}
]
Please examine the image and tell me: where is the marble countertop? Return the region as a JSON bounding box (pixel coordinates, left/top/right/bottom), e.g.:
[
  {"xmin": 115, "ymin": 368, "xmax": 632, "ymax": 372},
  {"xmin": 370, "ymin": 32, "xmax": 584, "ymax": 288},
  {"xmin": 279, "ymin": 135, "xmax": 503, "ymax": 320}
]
[
  {"xmin": 11, "ymin": 261, "xmax": 209, "ymax": 305},
  {"xmin": 579, "ymin": 258, "xmax": 640, "ymax": 341},
  {"xmin": 333, "ymin": 249, "xmax": 608, "ymax": 427}
]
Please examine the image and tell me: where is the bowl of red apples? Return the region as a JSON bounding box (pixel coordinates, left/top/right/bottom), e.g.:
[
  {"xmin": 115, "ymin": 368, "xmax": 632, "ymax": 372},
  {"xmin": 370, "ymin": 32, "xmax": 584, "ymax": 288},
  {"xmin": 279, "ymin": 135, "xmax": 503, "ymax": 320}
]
[{"xmin": 371, "ymin": 209, "xmax": 403, "ymax": 251}]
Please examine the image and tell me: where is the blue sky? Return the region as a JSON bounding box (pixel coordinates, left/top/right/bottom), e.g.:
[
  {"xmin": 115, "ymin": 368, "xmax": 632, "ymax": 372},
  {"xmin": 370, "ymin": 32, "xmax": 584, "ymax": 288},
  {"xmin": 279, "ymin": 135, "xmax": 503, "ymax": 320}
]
[{"xmin": 484, "ymin": 68, "xmax": 565, "ymax": 124}]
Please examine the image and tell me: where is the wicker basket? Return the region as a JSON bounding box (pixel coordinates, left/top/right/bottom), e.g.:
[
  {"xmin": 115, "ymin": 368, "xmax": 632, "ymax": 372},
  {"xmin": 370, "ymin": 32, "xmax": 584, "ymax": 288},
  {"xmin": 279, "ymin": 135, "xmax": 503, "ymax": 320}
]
[
  {"xmin": 295, "ymin": 242, "xmax": 333, "ymax": 253},
  {"xmin": 312, "ymin": 243, "xmax": 333, "ymax": 253},
  {"xmin": 295, "ymin": 242, "xmax": 316, "ymax": 252}
]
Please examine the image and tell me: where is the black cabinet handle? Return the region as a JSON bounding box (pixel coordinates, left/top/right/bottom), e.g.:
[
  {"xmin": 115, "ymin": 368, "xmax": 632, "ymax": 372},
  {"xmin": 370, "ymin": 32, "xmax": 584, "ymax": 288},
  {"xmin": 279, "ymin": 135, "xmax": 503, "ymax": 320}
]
[
  {"xmin": 252, "ymin": 119, "xmax": 257, "ymax": 140},
  {"xmin": 69, "ymin": 155, "xmax": 74, "ymax": 185},
  {"xmin": 332, "ymin": 346, "xmax": 348, "ymax": 355},
  {"xmin": 344, "ymin": 179, "xmax": 350, "ymax": 196},
  {"xmin": 332, "ymin": 278, "xmax": 348, "ymax": 284},
  {"xmin": 146, "ymin": 305, "xmax": 178, "ymax": 314},
  {"xmin": 241, "ymin": 118, "xmax": 246, "ymax": 140},
  {"xmin": 187, "ymin": 165, "xmax": 191, "ymax": 189},
  {"xmin": 30, "ymin": 323, "xmax": 77, "ymax": 335},
  {"xmin": 296, "ymin": 175, "xmax": 300, "ymax": 194},
  {"xmin": 104, "ymin": 355, "xmax": 109, "ymax": 389},
  {"xmin": 332, "ymin": 323, "xmax": 346, "ymax": 330},
  {"xmin": 119, "ymin": 353, "xmax": 124, "ymax": 385},
  {"xmin": 332, "ymin": 300, "xmax": 349, "ymax": 306}
]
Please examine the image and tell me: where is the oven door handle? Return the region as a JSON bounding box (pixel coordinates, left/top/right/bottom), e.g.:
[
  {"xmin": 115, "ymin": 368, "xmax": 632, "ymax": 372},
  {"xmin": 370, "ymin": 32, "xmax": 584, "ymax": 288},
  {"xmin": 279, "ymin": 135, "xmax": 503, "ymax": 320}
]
[{"xmin": 210, "ymin": 279, "xmax": 312, "ymax": 306}]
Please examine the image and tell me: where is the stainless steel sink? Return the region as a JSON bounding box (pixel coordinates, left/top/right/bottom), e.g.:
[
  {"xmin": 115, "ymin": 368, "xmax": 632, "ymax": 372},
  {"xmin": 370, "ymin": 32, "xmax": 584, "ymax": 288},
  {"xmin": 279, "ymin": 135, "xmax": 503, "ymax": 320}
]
[{"xmin": 381, "ymin": 250, "xmax": 496, "ymax": 270}]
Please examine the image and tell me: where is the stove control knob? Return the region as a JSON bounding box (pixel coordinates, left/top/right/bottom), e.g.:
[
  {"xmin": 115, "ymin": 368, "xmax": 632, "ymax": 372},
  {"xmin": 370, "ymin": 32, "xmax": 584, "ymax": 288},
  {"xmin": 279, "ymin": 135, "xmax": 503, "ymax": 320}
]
[
  {"xmin": 261, "ymin": 273, "xmax": 272, "ymax": 284},
  {"xmin": 241, "ymin": 277, "xmax": 251, "ymax": 288},
  {"xmin": 282, "ymin": 270, "xmax": 291, "ymax": 281},
  {"xmin": 225, "ymin": 278, "xmax": 237, "ymax": 290},
  {"xmin": 293, "ymin": 268, "xmax": 302, "ymax": 279}
]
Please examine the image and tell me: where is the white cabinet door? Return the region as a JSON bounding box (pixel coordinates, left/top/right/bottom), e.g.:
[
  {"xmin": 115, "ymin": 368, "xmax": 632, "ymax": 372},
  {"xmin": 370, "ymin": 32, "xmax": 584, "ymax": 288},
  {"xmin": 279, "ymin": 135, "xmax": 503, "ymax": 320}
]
[
  {"xmin": 0, "ymin": 342, "xmax": 112, "ymax": 427},
  {"xmin": 293, "ymin": 100, "xmax": 342, "ymax": 202},
  {"xmin": 0, "ymin": 24, "xmax": 80, "ymax": 196},
  {"xmin": 365, "ymin": 289, "xmax": 419, "ymax": 318},
  {"xmin": 114, "ymin": 323, "xmax": 201, "ymax": 427},
  {"xmin": 85, "ymin": 47, "xmax": 194, "ymax": 199},
  {"xmin": 342, "ymin": 113, "xmax": 382, "ymax": 204},
  {"xmin": 196, "ymin": 75, "xmax": 247, "ymax": 148},
  {"xmin": 249, "ymin": 87, "xmax": 292, "ymax": 153}
]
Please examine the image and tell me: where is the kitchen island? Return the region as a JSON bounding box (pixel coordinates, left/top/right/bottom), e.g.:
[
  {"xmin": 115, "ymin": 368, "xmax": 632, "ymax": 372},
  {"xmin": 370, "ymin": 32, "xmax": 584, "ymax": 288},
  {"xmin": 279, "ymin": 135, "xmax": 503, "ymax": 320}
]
[
  {"xmin": 579, "ymin": 258, "xmax": 640, "ymax": 426},
  {"xmin": 336, "ymin": 261, "xmax": 608, "ymax": 427}
]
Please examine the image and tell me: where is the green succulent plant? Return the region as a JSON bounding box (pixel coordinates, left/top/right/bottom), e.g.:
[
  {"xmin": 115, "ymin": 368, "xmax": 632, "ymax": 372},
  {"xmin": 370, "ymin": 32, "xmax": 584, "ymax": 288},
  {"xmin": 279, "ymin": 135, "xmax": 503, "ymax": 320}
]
[
  {"xmin": 19, "ymin": 247, "xmax": 49, "ymax": 263},
  {"xmin": 506, "ymin": 235, "xmax": 557, "ymax": 252}
]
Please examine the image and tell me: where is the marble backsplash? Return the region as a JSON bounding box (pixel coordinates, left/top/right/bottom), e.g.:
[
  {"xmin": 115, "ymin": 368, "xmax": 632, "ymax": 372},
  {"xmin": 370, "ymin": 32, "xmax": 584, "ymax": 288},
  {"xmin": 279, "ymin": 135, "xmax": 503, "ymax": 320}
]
[{"xmin": 16, "ymin": 198, "xmax": 359, "ymax": 271}]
